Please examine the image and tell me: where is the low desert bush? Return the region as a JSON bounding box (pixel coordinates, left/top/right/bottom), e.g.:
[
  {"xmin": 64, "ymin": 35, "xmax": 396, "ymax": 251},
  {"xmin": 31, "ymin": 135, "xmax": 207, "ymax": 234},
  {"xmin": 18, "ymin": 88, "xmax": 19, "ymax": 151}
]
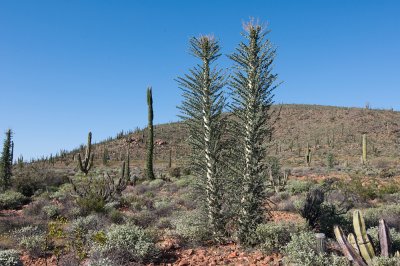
[
  {"xmin": 13, "ymin": 226, "xmax": 47, "ymax": 257},
  {"xmin": 0, "ymin": 249, "xmax": 23, "ymax": 266},
  {"xmin": 90, "ymin": 224, "xmax": 158, "ymax": 264},
  {"xmin": 283, "ymin": 231, "xmax": 349, "ymax": 266},
  {"xmin": 361, "ymin": 204, "xmax": 400, "ymax": 230},
  {"xmin": 367, "ymin": 226, "xmax": 400, "ymax": 252},
  {"xmin": 0, "ymin": 191, "xmax": 27, "ymax": 210},
  {"xmin": 171, "ymin": 210, "xmax": 210, "ymax": 244},
  {"xmin": 286, "ymin": 180, "xmax": 313, "ymax": 195},
  {"xmin": 255, "ymin": 221, "xmax": 308, "ymax": 253},
  {"xmin": 370, "ymin": 256, "xmax": 400, "ymax": 266}
]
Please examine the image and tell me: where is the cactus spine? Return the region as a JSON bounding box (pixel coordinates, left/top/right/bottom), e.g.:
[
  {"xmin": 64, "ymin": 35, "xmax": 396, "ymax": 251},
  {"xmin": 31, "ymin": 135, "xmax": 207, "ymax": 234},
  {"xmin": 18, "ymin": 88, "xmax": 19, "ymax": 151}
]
[
  {"xmin": 146, "ymin": 87, "xmax": 155, "ymax": 180},
  {"xmin": 362, "ymin": 134, "xmax": 367, "ymax": 164},
  {"xmin": 77, "ymin": 132, "xmax": 94, "ymax": 175}
]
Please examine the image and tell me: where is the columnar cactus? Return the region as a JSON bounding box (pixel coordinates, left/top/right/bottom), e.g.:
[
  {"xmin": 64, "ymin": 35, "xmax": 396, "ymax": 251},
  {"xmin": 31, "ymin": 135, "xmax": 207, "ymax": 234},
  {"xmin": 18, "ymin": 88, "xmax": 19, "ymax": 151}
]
[
  {"xmin": 362, "ymin": 134, "xmax": 367, "ymax": 164},
  {"xmin": 305, "ymin": 143, "xmax": 312, "ymax": 166},
  {"xmin": 146, "ymin": 87, "xmax": 155, "ymax": 180},
  {"xmin": 77, "ymin": 132, "xmax": 94, "ymax": 175},
  {"xmin": 353, "ymin": 210, "xmax": 375, "ymax": 262}
]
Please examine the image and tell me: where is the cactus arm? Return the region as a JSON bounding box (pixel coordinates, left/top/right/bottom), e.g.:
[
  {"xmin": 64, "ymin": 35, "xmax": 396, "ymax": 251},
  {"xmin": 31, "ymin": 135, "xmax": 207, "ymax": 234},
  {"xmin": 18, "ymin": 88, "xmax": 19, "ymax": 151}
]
[
  {"xmin": 353, "ymin": 210, "xmax": 375, "ymax": 263},
  {"xmin": 348, "ymin": 233, "xmax": 360, "ymax": 255},
  {"xmin": 334, "ymin": 226, "xmax": 368, "ymax": 266},
  {"xmin": 378, "ymin": 219, "xmax": 391, "ymax": 257}
]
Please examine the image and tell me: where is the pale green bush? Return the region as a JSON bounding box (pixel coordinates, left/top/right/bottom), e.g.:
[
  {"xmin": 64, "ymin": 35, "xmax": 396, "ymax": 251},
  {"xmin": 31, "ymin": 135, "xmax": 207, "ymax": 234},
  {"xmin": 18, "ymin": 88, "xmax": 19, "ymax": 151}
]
[
  {"xmin": 171, "ymin": 210, "xmax": 210, "ymax": 244},
  {"xmin": 370, "ymin": 256, "xmax": 400, "ymax": 266},
  {"xmin": 0, "ymin": 250, "xmax": 22, "ymax": 266},
  {"xmin": 91, "ymin": 223, "xmax": 158, "ymax": 264},
  {"xmin": 283, "ymin": 231, "xmax": 349, "ymax": 266},
  {"xmin": 42, "ymin": 205, "xmax": 60, "ymax": 219},
  {"xmin": 256, "ymin": 221, "xmax": 308, "ymax": 253},
  {"xmin": 0, "ymin": 191, "xmax": 27, "ymax": 210},
  {"xmin": 367, "ymin": 226, "xmax": 400, "ymax": 253},
  {"xmin": 19, "ymin": 235, "xmax": 47, "ymax": 257},
  {"xmin": 286, "ymin": 180, "xmax": 314, "ymax": 195}
]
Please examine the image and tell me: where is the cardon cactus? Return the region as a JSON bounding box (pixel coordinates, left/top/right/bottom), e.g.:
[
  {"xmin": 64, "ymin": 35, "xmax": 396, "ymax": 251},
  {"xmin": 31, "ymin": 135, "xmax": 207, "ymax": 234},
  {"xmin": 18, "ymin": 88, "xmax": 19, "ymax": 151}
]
[
  {"xmin": 334, "ymin": 210, "xmax": 400, "ymax": 265},
  {"xmin": 353, "ymin": 210, "xmax": 375, "ymax": 262},
  {"xmin": 77, "ymin": 132, "xmax": 94, "ymax": 175}
]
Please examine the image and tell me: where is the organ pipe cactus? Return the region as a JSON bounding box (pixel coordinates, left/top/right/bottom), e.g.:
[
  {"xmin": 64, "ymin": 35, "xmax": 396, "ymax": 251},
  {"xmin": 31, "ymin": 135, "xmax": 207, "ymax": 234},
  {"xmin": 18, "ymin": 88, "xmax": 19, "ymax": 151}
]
[
  {"xmin": 146, "ymin": 87, "xmax": 155, "ymax": 180},
  {"xmin": 77, "ymin": 132, "xmax": 94, "ymax": 175},
  {"xmin": 362, "ymin": 134, "xmax": 367, "ymax": 165},
  {"xmin": 353, "ymin": 210, "xmax": 375, "ymax": 263},
  {"xmin": 305, "ymin": 143, "xmax": 311, "ymax": 166},
  {"xmin": 334, "ymin": 210, "xmax": 399, "ymax": 265}
]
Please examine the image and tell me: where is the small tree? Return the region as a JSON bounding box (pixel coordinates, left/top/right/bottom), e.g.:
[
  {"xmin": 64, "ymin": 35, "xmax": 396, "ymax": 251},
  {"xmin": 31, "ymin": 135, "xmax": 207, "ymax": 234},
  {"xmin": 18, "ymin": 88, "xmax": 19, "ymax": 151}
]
[
  {"xmin": 146, "ymin": 87, "xmax": 155, "ymax": 180},
  {"xmin": 0, "ymin": 129, "xmax": 13, "ymax": 191},
  {"xmin": 229, "ymin": 20, "xmax": 279, "ymax": 245},
  {"xmin": 177, "ymin": 35, "xmax": 227, "ymax": 241}
]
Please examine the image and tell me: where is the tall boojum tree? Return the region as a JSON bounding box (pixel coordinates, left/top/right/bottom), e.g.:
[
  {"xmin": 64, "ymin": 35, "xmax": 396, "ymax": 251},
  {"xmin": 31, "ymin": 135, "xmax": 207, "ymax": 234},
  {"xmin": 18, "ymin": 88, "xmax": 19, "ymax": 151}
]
[
  {"xmin": 177, "ymin": 35, "xmax": 227, "ymax": 241},
  {"xmin": 229, "ymin": 21, "xmax": 279, "ymax": 245}
]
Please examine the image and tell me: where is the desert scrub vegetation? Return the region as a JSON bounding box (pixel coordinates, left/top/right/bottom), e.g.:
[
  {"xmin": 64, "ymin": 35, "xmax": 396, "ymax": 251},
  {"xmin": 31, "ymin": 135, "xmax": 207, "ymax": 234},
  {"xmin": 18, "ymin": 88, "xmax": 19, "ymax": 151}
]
[{"xmin": 2, "ymin": 16, "xmax": 400, "ymax": 266}]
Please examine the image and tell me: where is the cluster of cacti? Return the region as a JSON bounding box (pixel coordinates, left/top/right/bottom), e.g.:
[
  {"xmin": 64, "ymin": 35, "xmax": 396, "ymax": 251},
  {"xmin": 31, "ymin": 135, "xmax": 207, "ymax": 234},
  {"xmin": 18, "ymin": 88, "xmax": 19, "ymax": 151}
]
[
  {"xmin": 77, "ymin": 132, "xmax": 94, "ymax": 175},
  {"xmin": 334, "ymin": 210, "xmax": 400, "ymax": 265},
  {"xmin": 268, "ymin": 168, "xmax": 289, "ymax": 193},
  {"xmin": 70, "ymin": 158, "xmax": 130, "ymax": 202},
  {"xmin": 146, "ymin": 87, "xmax": 155, "ymax": 180}
]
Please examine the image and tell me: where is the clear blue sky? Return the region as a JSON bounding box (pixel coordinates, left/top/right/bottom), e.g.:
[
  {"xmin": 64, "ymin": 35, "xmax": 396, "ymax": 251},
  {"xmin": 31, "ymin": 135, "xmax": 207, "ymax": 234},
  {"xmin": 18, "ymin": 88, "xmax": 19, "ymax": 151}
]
[{"xmin": 0, "ymin": 0, "xmax": 399, "ymax": 160}]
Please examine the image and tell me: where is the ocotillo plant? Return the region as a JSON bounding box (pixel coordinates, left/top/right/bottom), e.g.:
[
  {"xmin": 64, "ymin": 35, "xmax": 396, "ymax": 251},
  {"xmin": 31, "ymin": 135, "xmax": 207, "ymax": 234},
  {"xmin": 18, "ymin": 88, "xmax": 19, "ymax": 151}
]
[
  {"xmin": 0, "ymin": 129, "xmax": 13, "ymax": 190},
  {"xmin": 146, "ymin": 87, "xmax": 155, "ymax": 180},
  {"xmin": 229, "ymin": 20, "xmax": 279, "ymax": 245},
  {"xmin": 177, "ymin": 35, "xmax": 226, "ymax": 241},
  {"xmin": 77, "ymin": 132, "xmax": 94, "ymax": 175},
  {"xmin": 362, "ymin": 134, "xmax": 367, "ymax": 165}
]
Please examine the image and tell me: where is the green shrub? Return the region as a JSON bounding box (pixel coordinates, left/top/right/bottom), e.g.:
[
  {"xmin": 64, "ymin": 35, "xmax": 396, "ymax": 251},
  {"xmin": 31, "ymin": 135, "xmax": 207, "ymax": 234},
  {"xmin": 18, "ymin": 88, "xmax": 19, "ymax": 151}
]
[
  {"xmin": 76, "ymin": 194, "xmax": 106, "ymax": 214},
  {"xmin": 148, "ymin": 179, "xmax": 165, "ymax": 189},
  {"xmin": 42, "ymin": 205, "xmax": 60, "ymax": 219},
  {"xmin": 361, "ymin": 205, "xmax": 400, "ymax": 230},
  {"xmin": 367, "ymin": 226, "xmax": 400, "ymax": 253},
  {"xmin": 91, "ymin": 224, "xmax": 158, "ymax": 264},
  {"xmin": 174, "ymin": 176, "xmax": 194, "ymax": 188},
  {"xmin": 0, "ymin": 191, "xmax": 27, "ymax": 210},
  {"xmin": 88, "ymin": 257, "xmax": 114, "ymax": 266},
  {"xmin": 0, "ymin": 249, "xmax": 22, "ymax": 266},
  {"xmin": 286, "ymin": 180, "xmax": 313, "ymax": 195},
  {"xmin": 171, "ymin": 210, "xmax": 210, "ymax": 244},
  {"xmin": 19, "ymin": 235, "xmax": 47, "ymax": 257},
  {"xmin": 370, "ymin": 256, "xmax": 400, "ymax": 266},
  {"xmin": 283, "ymin": 231, "xmax": 349, "ymax": 266},
  {"xmin": 255, "ymin": 221, "xmax": 308, "ymax": 253}
]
